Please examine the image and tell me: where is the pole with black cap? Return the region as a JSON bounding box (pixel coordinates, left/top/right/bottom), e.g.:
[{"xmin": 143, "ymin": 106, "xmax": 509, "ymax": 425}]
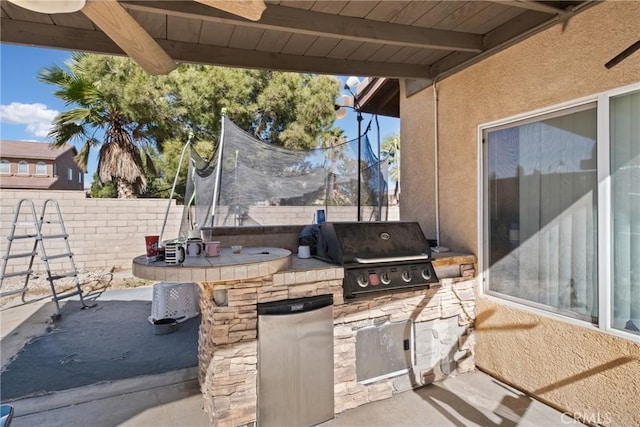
[{"xmin": 335, "ymin": 76, "xmax": 364, "ymax": 221}]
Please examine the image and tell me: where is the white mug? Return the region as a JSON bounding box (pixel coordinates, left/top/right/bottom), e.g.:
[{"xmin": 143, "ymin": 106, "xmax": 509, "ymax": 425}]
[
  {"xmin": 186, "ymin": 238, "xmax": 203, "ymax": 257},
  {"xmin": 298, "ymin": 245, "xmax": 311, "ymax": 259},
  {"xmin": 164, "ymin": 242, "xmax": 185, "ymax": 265}
]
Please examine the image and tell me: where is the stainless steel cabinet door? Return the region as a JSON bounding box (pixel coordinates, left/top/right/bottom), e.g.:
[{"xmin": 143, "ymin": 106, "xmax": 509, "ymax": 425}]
[{"xmin": 258, "ymin": 304, "xmax": 334, "ymax": 427}]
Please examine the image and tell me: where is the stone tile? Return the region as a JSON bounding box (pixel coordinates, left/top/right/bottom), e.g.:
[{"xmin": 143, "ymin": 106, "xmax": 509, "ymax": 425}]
[
  {"xmin": 220, "ymin": 267, "xmax": 235, "ymax": 281},
  {"xmin": 206, "ymin": 268, "xmax": 221, "ymax": 282},
  {"xmin": 273, "ymin": 273, "xmax": 284, "ymax": 286},
  {"xmin": 233, "ymin": 266, "xmax": 248, "ymax": 280}
]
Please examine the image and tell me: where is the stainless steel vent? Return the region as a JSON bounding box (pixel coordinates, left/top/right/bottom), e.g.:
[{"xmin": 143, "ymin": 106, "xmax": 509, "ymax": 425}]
[{"xmin": 355, "ymin": 321, "xmax": 413, "ymax": 383}]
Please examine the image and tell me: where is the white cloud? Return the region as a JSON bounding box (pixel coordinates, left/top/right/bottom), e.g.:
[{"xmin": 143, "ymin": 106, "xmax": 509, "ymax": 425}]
[{"xmin": 0, "ymin": 102, "xmax": 59, "ymax": 138}]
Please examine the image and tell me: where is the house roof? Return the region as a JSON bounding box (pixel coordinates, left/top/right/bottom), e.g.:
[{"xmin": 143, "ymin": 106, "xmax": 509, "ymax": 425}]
[
  {"xmin": 357, "ymin": 77, "xmax": 400, "ymax": 118},
  {"xmin": 0, "ymin": 1, "xmax": 595, "ymax": 86},
  {"xmin": 0, "ymin": 175, "xmax": 59, "ymax": 189},
  {"xmin": 0, "ymin": 140, "xmax": 77, "ymax": 161}
]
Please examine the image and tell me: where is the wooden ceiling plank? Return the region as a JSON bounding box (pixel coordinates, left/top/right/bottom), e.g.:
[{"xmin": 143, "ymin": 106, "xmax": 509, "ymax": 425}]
[
  {"xmin": 227, "ymin": 26, "xmax": 265, "ymax": 50},
  {"xmin": 490, "ymin": 0, "xmax": 568, "ymax": 15},
  {"xmin": 347, "ymin": 42, "xmax": 382, "ymax": 62},
  {"xmin": 365, "ymin": 1, "xmax": 412, "ymax": 23},
  {"xmin": 412, "ymin": 1, "xmax": 467, "ymax": 29},
  {"xmin": 434, "ymin": 1, "xmax": 494, "ymax": 31},
  {"xmin": 367, "ymin": 44, "xmax": 400, "ymax": 63},
  {"xmin": 339, "ymin": 1, "xmax": 378, "ymax": 19},
  {"xmin": 387, "ymin": 46, "xmax": 421, "ymax": 64},
  {"xmin": 255, "ymin": 29, "xmax": 293, "ymax": 53},
  {"xmin": 199, "ymin": 20, "xmax": 234, "ymax": 45},
  {"xmin": 405, "ymin": 48, "xmax": 448, "ymax": 66},
  {"xmin": 123, "ymin": 1, "xmax": 483, "ymax": 53},
  {"xmin": 167, "ymin": 15, "xmax": 202, "ymax": 43},
  {"xmin": 325, "ymin": 39, "xmax": 364, "ymax": 60},
  {"xmin": 1, "ymin": 1, "xmax": 53, "ymax": 24},
  {"xmin": 453, "ymin": 3, "xmax": 522, "ymax": 34},
  {"xmin": 389, "ymin": 1, "xmax": 439, "ymax": 25},
  {"xmin": 0, "ymin": 17, "xmax": 126, "ymax": 56},
  {"xmin": 305, "ymin": 37, "xmax": 342, "ymax": 58},
  {"xmin": 128, "ymin": 8, "xmax": 167, "ymax": 39},
  {"xmin": 280, "ymin": 32, "xmax": 317, "ymax": 56},
  {"xmin": 309, "ymin": 1, "xmax": 348, "ymax": 15},
  {"xmin": 50, "ymin": 12, "xmax": 95, "ymax": 31}
]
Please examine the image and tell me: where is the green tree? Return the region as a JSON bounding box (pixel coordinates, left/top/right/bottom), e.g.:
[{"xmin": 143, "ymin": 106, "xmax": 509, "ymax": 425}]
[
  {"xmin": 40, "ymin": 53, "xmax": 342, "ymax": 199},
  {"xmin": 38, "ymin": 53, "xmax": 160, "ymax": 198},
  {"xmin": 88, "ymin": 172, "xmax": 117, "ymax": 198},
  {"xmin": 150, "ymin": 66, "xmax": 341, "ymax": 197}
]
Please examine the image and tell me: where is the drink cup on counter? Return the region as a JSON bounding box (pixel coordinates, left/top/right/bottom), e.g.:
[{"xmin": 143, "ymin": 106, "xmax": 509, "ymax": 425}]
[
  {"xmin": 186, "ymin": 238, "xmax": 204, "ymax": 257},
  {"xmin": 297, "ymin": 245, "xmax": 311, "ymax": 259},
  {"xmin": 164, "ymin": 242, "xmax": 185, "ymax": 265},
  {"xmin": 145, "ymin": 235, "xmax": 159, "ymax": 262},
  {"xmin": 205, "ymin": 241, "xmax": 221, "ymax": 257}
]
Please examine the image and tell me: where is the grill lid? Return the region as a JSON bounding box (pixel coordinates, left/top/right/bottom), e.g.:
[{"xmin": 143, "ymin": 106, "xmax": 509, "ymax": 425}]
[{"xmin": 316, "ymin": 221, "xmax": 431, "ymax": 265}]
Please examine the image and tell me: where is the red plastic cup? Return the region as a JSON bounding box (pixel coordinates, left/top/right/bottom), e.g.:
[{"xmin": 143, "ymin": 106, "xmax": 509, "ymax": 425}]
[{"xmin": 145, "ymin": 235, "xmax": 159, "ymax": 262}]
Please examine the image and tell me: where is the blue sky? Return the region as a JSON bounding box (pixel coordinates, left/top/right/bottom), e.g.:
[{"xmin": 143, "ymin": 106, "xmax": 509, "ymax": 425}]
[{"xmin": 0, "ymin": 44, "xmax": 398, "ymax": 187}]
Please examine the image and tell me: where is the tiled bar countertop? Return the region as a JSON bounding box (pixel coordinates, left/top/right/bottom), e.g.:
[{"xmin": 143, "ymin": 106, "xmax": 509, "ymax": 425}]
[
  {"xmin": 132, "ymin": 247, "xmax": 475, "ymax": 283},
  {"xmin": 132, "ymin": 247, "xmax": 292, "ymax": 282}
]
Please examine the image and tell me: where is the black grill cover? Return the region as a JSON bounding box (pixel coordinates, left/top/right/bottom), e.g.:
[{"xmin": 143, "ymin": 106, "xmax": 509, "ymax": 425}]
[{"xmin": 315, "ymin": 221, "xmax": 431, "ymax": 265}]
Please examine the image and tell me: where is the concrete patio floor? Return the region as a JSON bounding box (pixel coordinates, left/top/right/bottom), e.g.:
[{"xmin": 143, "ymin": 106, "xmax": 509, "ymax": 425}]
[{"xmin": 1, "ymin": 285, "xmax": 585, "ymax": 427}]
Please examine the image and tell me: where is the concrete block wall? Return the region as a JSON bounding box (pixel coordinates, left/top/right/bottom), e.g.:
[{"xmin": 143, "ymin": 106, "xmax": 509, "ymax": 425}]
[
  {"xmin": 213, "ymin": 205, "xmax": 399, "ymax": 226},
  {"xmin": 1, "ymin": 190, "xmax": 400, "ymax": 275},
  {"xmin": 0, "ymin": 190, "xmax": 182, "ymax": 275}
]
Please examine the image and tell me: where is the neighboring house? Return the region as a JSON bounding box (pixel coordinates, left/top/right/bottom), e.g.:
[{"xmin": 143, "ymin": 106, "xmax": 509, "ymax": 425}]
[
  {"xmin": 0, "ymin": 140, "xmax": 84, "ymax": 191},
  {"xmin": 362, "ymin": 2, "xmax": 639, "ymax": 425}
]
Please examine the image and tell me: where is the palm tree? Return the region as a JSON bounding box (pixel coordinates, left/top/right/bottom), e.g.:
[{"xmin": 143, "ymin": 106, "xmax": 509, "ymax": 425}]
[
  {"xmin": 37, "ymin": 52, "xmax": 153, "ymax": 198},
  {"xmin": 381, "ymin": 133, "xmax": 400, "ymax": 202}
]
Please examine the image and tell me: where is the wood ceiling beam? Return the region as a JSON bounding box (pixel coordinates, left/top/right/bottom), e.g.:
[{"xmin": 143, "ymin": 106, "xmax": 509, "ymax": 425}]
[
  {"xmin": 161, "ymin": 39, "xmax": 431, "ymax": 80},
  {"xmin": 0, "ymin": 18, "xmax": 432, "ymax": 80},
  {"xmin": 122, "ymin": 1, "xmax": 483, "ymax": 53}
]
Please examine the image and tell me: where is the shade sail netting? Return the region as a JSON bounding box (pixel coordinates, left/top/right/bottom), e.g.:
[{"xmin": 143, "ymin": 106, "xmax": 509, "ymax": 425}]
[{"xmin": 178, "ymin": 116, "xmax": 388, "ymax": 237}]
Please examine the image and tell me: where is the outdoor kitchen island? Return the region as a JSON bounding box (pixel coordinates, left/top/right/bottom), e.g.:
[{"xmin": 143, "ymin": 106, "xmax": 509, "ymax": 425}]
[{"xmin": 132, "ymin": 247, "xmax": 477, "ymax": 427}]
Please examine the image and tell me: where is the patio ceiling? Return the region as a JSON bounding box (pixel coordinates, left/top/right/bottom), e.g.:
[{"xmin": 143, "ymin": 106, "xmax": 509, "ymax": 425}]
[{"xmin": 1, "ymin": 0, "xmax": 594, "ymax": 88}]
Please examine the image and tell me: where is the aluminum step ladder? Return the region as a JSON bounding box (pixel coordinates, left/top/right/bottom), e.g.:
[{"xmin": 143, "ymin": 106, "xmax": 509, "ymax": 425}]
[{"xmin": 0, "ymin": 198, "xmax": 96, "ymax": 319}]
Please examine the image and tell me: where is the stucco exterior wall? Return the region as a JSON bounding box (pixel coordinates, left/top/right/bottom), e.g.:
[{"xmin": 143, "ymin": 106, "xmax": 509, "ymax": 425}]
[{"xmin": 400, "ymin": 2, "xmax": 640, "ymax": 425}]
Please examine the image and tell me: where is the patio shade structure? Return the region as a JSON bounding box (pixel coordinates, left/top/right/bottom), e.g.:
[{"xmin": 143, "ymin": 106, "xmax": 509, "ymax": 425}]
[
  {"xmin": 3, "ymin": 0, "xmax": 266, "ymax": 75},
  {"xmin": 0, "ymin": 1, "xmax": 595, "ymax": 86}
]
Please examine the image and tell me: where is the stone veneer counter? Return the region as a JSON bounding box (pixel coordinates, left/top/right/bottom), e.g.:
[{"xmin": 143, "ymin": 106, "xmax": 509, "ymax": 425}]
[
  {"xmin": 131, "ymin": 247, "xmax": 292, "ymax": 283},
  {"xmin": 132, "ymin": 249, "xmax": 477, "ymax": 427}
]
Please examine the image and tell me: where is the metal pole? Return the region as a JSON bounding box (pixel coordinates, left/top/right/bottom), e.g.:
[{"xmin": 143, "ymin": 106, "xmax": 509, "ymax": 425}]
[
  {"xmin": 357, "ymin": 110, "xmax": 362, "ymax": 222},
  {"xmin": 160, "ymin": 132, "xmax": 192, "ymax": 243},
  {"xmin": 375, "ymin": 115, "xmax": 381, "ymax": 221},
  {"xmin": 211, "ymin": 112, "xmax": 227, "ymax": 226}
]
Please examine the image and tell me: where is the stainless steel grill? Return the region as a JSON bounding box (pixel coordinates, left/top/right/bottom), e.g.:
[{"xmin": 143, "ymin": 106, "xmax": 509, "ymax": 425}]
[{"xmin": 315, "ymin": 221, "xmax": 438, "ymax": 298}]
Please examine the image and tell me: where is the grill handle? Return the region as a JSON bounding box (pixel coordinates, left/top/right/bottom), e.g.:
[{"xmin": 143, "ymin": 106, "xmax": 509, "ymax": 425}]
[{"xmin": 354, "ymin": 254, "xmax": 430, "ymax": 264}]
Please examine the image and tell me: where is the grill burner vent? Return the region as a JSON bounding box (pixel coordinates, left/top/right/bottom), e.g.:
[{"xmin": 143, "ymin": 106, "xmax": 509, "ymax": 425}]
[{"xmin": 316, "ymin": 222, "xmax": 438, "ymax": 298}]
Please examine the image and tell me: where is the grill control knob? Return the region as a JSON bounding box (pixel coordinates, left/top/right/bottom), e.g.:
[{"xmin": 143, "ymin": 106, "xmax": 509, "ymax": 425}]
[
  {"xmin": 421, "ymin": 269, "xmax": 432, "ymax": 281},
  {"xmin": 401, "ymin": 271, "xmax": 412, "ymax": 283},
  {"xmin": 357, "ymin": 275, "xmax": 369, "ymax": 288},
  {"xmin": 380, "ymin": 272, "xmax": 391, "ymax": 285}
]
